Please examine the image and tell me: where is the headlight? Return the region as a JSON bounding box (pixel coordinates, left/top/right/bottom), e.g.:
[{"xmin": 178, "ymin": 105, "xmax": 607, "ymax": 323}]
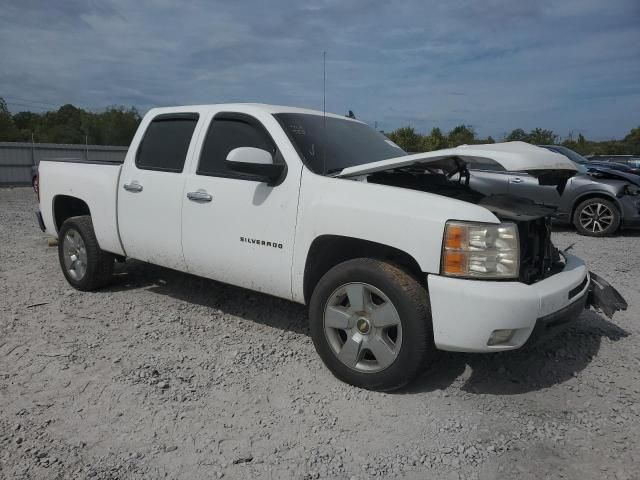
[
  {"xmin": 441, "ymin": 221, "xmax": 520, "ymax": 279},
  {"xmin": 624, "ymin": 184, "xmax": 640, "ymax": 196}
]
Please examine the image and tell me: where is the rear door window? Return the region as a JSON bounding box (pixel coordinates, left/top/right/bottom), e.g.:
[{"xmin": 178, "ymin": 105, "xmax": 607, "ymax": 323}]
[{"xmin": 136, "ymin": 114, "xmax": 199, "ymax": 172}]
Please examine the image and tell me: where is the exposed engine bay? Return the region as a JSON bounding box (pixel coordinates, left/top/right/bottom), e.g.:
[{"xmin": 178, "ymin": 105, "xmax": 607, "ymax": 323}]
[
  {"xmin": 364, "ymin": 156, "xmax": 564, "ymax": 221},
  {"xmin": 337, "ymin": 143, "xmax": 627, "ymax": 317},
  {"xmin": 363, "ymin": 157, "xmax": 568, "ymax": 284}
]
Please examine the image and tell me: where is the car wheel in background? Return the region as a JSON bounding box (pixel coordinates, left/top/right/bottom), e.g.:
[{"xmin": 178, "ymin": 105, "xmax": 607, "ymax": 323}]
[
  {"xmin": 573, "ymin": 198, "xmax": 620, "ymax": 237},
  {"xmin": 58, "ymin": 215, "xmax": 114, "ymax": 291},
  {"xmin": 309, "ymin": 258, "xmax": 435, "ymax": 391}
]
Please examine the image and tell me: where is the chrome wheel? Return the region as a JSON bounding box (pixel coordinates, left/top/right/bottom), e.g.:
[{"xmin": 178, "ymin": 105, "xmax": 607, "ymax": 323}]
[
  {"xmin": 323, "ymin": 282, "xmax": 402, "ymax": 373},
  {"xmin": 579, "ymin": 203, "xmax": 614, "ymax": 233},
  {"xmin": 62, "ymin": 229, "xmax": 87, "ymax": 281}
]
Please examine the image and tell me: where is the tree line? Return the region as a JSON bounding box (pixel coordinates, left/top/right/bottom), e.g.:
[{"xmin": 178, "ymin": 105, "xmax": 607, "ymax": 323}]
[
  {"xmin": 1, "ymin": 97, "xmax": 638, "ymax": 155},
  {"xmin": 385, "ymin": 124, "xmax": 640, "ymax": 155},
  {"xmin": 0, "ymin": 97, "xmax": 141, "ymax": 146}
]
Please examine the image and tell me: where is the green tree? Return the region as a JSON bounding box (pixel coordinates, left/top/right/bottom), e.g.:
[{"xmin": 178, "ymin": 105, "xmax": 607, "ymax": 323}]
[
  {"xmin": 12, "ymin": 111, "xmax": 41, "ymax": 141},
  {"xmin": 0, "ymin": 97, "xmax": 19, "ymax": 141},
  {"xmin": 528, "ymin": 128, "xmax": 557, "ymax": 145},
  {"xmin": 447, "ymin": 125, "xmax": 476, "ymax": 147},
  {"xmin": 505, "ymin": 128, "xmax": 528, "ymax": 142},
  {"xmin": 623, "ymin": 126, "xmax": 640, "ymax": 153},
  {"xmin": 422, "ymin": 127, "xmax": 448, "ymax": 151},
  {"xmin": 387, "ymin": 126, "xmax": 423, "ymax": 152}
]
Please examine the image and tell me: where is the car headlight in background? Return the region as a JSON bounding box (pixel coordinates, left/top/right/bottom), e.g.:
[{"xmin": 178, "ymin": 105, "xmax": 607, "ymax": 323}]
[{"xmin": 441, "ymin": 221, "xmax": 520, "ymax": 279}]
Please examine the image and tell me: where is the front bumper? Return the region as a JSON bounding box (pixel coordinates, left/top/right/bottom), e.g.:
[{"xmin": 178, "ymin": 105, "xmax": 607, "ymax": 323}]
[
  {"xmin": 620, "ymin": 195, "xmax": 640, "ymax": 228},
  {"xmin": 427, "ymin": 253, "xmax": 590, "ymax": 352}
]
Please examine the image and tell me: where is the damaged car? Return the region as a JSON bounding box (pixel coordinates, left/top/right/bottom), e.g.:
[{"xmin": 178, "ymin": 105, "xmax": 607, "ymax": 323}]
[
  {"xmin": 36, "ymin": 105, "xmax": 627, "ymax": 390},
  {"xmin": 434, "ymin": 143, "xmax": 640, "ymax": 237}
]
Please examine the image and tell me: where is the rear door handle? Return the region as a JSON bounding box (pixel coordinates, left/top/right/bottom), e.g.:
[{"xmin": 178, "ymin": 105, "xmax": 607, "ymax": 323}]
[
  {"xmin": 123, "ymin": 181, "xmax": 143, "ymax": 192},
  {"xmin": 510, "ymin": 177, "xmax": 523, "ymax": 184},
  {"xmin": 187, "ymin": 190, "xmax": 212, "ymax": 202}
]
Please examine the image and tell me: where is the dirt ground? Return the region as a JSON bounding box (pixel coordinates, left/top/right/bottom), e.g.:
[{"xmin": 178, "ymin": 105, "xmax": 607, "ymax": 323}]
[{"xmin": 1, "ymin": 186, "xmax": 639, "ymax": 480}]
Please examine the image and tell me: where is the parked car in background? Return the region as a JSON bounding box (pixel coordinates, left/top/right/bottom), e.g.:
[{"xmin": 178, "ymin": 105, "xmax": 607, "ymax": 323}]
[
  {"xmin": 586, "ymin": 155, "xmax": 640, "ymax": 170},
  {"xmin": 461, "ymin": 144, "xmax": 640, "ymax": 236},
  {"xmin": 31, "ymin": 164, "xmax": 39, "ymax": 197},
  {"xmin": 586, "ymin": 155, "xmax": 640, "ymax": 175},
  {"xmin": 540, "ymin": 145, "xmax": 640, "ymax": 175},
  {"xmin": 541, "ymin": 145, "xmax": 640, "ymax": 184},
  {"xmin": 587, "ymin": 160, "xmax": 640, "ymax": 176}
]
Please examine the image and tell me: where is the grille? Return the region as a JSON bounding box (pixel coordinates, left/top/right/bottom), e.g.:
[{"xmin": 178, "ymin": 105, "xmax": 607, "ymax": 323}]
[{"xmin": 517, "ymin": 217, "xmax": 561, "ymax": 284}]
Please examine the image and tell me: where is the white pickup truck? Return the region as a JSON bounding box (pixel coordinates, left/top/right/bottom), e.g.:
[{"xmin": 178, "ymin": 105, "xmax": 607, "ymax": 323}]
[{"xmin": 37, "ymin": 103, "xmax": 626, "ymax": 390}]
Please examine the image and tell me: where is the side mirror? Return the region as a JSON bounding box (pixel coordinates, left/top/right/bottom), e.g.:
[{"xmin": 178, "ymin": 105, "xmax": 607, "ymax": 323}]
[{"xmin": 226, "ymin": 147, "xmax": 285, "ymax": 185}]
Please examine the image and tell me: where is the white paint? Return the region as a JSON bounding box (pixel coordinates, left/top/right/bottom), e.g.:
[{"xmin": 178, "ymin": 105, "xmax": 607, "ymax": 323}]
[
  {"xmin": 38, "ymin": 103, "xmax": 592, "ymax": 354},
  {"xmin": 428, "ymin": 253, "xmax": 589, "ymax": 352},
  {"xmin": 337, "ymin": 141, "xmax": 578, "ymax": 178},
  {"xmin": 226, "ymin": 146, "xmax": 273, "ymax": 165}
]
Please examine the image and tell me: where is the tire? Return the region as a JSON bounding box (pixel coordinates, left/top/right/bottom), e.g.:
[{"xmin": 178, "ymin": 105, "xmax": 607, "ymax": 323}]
[
  {"xmin": 573, "ymin": 198, "xmax": 620, "ymax": 237},
  {"xmin": 58, "ymin": 215, "xmax": 114, "ymax": 291},
  {"xmin": 309, "ymin": 258, "xmax": 435, "ymax": 391}
]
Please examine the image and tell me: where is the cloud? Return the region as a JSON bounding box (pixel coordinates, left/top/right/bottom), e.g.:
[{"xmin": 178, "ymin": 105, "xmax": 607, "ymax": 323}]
[{"xmin": 0, "ymin": 0, "xmax": 638, "ymax": 139}]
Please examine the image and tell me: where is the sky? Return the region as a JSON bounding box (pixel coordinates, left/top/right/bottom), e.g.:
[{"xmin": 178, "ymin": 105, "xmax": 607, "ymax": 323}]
[{"xmin": 1, "ymin": 0, "xmax": 639, "ymax": 140}]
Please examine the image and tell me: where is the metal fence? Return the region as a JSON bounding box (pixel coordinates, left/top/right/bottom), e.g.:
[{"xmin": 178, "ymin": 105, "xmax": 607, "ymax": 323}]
[{"xmin": 0, "ymin": 142, "xmax": 128, "ymax": 185}]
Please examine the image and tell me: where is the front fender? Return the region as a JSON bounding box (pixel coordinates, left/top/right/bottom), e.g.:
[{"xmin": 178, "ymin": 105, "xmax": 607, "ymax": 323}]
[{"xmin": 291, "ymin": 169, "xmax": 500, "ymax": 302}]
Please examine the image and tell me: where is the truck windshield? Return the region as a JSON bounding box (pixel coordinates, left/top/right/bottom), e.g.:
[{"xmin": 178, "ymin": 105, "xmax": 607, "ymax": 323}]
[{"xmin": 274, "ymin": 113, "xmax": 406, "ymax": 174}]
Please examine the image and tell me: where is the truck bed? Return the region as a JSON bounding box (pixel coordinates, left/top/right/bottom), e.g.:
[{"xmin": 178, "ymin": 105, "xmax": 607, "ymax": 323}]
[{"xmin": 38, "ymin": 159, "xmax": 125, "ymax": 256}]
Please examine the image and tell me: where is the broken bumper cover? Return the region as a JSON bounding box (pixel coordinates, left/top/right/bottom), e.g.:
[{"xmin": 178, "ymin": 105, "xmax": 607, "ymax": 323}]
[{"xmin": 427, "ymin": 253, "xmax": 626, "ymax": 352}]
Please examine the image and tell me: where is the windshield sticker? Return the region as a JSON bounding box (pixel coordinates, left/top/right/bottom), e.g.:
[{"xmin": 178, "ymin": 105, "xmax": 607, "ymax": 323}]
[{"xmin": 288, "ymin": 123, "xmax": 306, "ymax": 135}]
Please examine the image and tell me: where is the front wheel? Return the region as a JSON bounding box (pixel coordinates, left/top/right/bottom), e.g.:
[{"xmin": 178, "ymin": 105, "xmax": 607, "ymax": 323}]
[
  {"xmin": 573, "ymin": 198, "xmax": 620, "ymax": 236},
  {"xmin": 58, "ymin": 215, "xmax": 114, "ymax": 291},
  {"xmin": 309, "ymin": 258, "xmax": 435, "ymax": 391}
]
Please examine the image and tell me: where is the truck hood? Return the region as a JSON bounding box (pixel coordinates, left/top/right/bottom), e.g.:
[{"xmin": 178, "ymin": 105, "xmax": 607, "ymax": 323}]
[{"xmin": 337, "ymin": 141, "xmax": 578, "ymax": 179}]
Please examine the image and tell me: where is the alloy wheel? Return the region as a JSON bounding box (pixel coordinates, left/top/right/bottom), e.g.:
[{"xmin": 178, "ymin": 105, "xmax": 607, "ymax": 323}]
[
  {"xmin": 62, "ymin": 229, "xmax": 88, "ymax": 281},
  {"xmin": 323, "ymin": 282, "xmax": 402, "ymax": 373},
  {"xmin": 579, "ymin": 203, "xmax": 614, "ymax": 233}
]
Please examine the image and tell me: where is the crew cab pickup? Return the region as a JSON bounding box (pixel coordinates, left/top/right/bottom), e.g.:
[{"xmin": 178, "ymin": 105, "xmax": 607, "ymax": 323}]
[{"xmin": 37, "ymin": 104, "xmax": 627, "ymax": 390}]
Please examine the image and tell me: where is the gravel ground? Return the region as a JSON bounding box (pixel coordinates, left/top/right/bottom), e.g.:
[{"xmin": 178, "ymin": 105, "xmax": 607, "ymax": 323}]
[{"xmin": 1, "ymin": 186, "xmax": 639, "ymax": 480}]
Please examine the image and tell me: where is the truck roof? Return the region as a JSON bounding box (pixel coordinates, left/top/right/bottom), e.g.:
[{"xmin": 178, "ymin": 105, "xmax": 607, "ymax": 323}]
[{"xmin": 146, "ymin": 103, "xmax": 360, "ymax": 122}]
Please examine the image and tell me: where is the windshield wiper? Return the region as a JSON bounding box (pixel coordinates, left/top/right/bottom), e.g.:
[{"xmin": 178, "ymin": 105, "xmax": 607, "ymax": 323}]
[{"xmin": 325, "ymin": 167, "xmax": 344, "ymax": 175}]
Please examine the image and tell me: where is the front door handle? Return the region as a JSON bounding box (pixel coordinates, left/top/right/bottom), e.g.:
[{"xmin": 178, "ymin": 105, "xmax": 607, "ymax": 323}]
[
  {"xmin": 187, "ymin": 190, "xmax": 212, "ymax": 202},
  {"xmin": 123, "ymin": 181, "xmax": 143, "ymax": 192},
  {"xmin": 510, "ymin": 177, "xmax": 523, "ymax": 184}
]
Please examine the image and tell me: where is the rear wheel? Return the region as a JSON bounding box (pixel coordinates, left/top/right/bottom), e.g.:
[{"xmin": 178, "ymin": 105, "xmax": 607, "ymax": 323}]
[
  {"xmin": 58, "ymin": 215, "xmax": 114, "ymax": 291},
  {"xmin": 309, "ymin": 258, "xmax": 435, "ymax": 391},
  {"xmin": 573, "ymin": 198, "xmax": 620, "ymax": 237}
]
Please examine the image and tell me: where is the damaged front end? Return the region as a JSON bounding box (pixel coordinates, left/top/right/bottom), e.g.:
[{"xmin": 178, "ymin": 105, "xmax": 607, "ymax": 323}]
[
  {"xmin": 365, "ymin": 161, "xmax": 567, "ymax": 284},
  {"xmin": 360, "ymin": 153, "xmax": 628, "ymax": 320}
]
